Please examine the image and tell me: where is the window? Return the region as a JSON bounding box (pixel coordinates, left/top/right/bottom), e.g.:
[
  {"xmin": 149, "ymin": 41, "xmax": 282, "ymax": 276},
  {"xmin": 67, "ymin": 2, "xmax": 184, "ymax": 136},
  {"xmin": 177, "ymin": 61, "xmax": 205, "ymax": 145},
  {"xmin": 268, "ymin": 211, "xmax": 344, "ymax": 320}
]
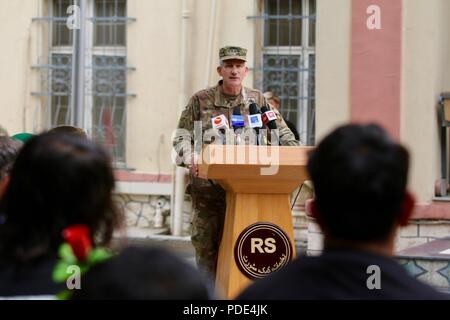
[
  {"xmin": 254, "ymin": 0, "xmax": 316, "ymax": 145},
  {"xmin": 92, "ymin": 55, "xmax": 127, "ymax": 161},
  {"xmin": 94, "ymin": 0, "xmax": 126, "ymax": 46},
  {"xmin": 52, "ymin": 0, "xmax": 74, "ymax": 46},
  {"xmin": 50, "ymin": 54, "xmax": 72, "ymax": 126},
  {"xmin": 33, "ymin": 0, "xmax": 134, "ymax": 164}
]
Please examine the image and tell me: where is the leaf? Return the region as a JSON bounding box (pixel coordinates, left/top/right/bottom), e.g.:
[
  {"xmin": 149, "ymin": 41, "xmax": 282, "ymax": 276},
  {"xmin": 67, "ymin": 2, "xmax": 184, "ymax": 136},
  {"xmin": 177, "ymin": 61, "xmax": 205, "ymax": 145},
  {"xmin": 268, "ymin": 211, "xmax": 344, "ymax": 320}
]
[
  {"xmin": 52, "ymin": 261, "xmax": 71, "ymax": 282},
  {"xmin": 58, "ymin": 243, "xmax": 77, "ymax": 264},
  {"xmin": 88, "ymin": 248, "xmax": 113, "ymax": 265},
  {"xmin": 56, "ymin": 290, "xmax": 72, "ymax": 300}
]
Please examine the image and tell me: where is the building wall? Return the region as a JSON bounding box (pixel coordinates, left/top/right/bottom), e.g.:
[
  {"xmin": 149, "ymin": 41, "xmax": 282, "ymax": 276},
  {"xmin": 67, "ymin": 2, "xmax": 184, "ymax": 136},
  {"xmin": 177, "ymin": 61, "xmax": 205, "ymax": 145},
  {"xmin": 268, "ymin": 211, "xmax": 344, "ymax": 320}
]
[
  {"xmin": 3, "ymin": 1, "xmax": 450, "ymax": 243},
  {"xmin": 127, "ymin": 0, "xmax": 256, "ymax": 174},
  {"xmin": 307, "ymin": 218, "xmax": 450, "ymax": 256},
  {"xmin": 0, "ymin": 0, "xmax": 261, "ymax": 237},
  {"xmin": 127, "ymin": 0, "xmax": 181, "ymax": 174},
  {"xmin": 0, "ymin": 0, "xmax": 39, "ymax": 135},
  {"xmin": 315, "ymin": 0, "xmax": 352, "ymax": 142},
  {"xmin": 402, "ymin": 0, "xmax": 450, "ymax": 203},
  {"xmin": 0, "ymin": 0, "xmax": 257, "ymax": 175},
  {"xmin": 308, "ymin": 0, "xmax": 450, "ymax": 256},
  {"xmin": 316, "ymin": 0, "xmax": 450, "ymax": 207}
]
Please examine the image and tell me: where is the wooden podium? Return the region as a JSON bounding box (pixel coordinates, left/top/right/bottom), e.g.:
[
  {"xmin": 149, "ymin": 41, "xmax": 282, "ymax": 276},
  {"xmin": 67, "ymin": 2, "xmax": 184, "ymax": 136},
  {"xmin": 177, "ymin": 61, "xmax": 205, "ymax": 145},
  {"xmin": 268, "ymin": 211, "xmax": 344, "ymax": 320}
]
[{"xmin": 198, "ymin": 145, "xmax": 313, "ymax": 299}]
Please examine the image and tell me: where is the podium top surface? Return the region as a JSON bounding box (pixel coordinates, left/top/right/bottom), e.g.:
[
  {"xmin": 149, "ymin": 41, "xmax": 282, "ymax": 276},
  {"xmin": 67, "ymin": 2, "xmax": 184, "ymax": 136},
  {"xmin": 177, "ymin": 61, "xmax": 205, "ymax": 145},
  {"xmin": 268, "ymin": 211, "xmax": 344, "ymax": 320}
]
[
  {"xmin": 198, "ymin": 145, "xmax": 313, "ymax": 166},
  {"xmin": 197, "ymin": 145, "xmax": 314, "ymax": 192}
]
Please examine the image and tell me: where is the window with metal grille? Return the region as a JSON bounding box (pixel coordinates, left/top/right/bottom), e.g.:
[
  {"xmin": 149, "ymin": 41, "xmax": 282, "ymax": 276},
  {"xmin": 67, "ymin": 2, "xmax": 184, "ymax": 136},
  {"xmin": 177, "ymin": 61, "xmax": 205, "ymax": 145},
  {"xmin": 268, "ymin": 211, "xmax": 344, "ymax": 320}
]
[
  {"xmin": 94, "ymin": 0, "xmax": 126, "ymax": 46},
  {"xmin": 252, "ymin": 0, "xmax": 316, "ymax": 145},
  {"xmin": 32, "ymin": 0, "xmax": 134, "ymax": 165}
]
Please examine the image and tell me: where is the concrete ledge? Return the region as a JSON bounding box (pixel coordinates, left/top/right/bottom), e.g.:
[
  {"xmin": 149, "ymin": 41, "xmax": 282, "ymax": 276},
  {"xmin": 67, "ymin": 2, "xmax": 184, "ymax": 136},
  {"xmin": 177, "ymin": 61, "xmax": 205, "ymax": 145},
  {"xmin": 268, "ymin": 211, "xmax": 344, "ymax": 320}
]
[
  {"xmin": 115, "ymin": 181, "xmax": 172, "ymax": 195},
  {"xmin": 113, "ymin": 234, "xmax": 194, "ymax": 257},
  {"xmin": 412, "ymin": 202, "xmax": 450, "ymax": 220}
]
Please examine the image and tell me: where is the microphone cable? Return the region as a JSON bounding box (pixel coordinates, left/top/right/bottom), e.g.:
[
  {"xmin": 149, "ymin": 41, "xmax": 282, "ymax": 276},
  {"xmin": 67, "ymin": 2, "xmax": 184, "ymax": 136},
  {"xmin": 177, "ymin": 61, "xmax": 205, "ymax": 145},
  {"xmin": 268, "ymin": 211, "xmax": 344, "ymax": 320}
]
[{"xmin": 291, "ymin": 182, "xmax": 305, "ymax": 211}]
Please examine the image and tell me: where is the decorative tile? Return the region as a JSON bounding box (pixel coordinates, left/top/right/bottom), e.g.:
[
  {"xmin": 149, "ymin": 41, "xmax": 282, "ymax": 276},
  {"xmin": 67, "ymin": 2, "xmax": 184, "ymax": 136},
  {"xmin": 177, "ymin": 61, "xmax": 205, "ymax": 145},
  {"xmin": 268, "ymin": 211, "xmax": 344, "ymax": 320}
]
[
  {"xmin": 401, "ymin": 259, "xmax": 428, "ymax": 278},
  {"xmin": 437, "ymin": 263, "xmax": 450, "ymax": 285}
]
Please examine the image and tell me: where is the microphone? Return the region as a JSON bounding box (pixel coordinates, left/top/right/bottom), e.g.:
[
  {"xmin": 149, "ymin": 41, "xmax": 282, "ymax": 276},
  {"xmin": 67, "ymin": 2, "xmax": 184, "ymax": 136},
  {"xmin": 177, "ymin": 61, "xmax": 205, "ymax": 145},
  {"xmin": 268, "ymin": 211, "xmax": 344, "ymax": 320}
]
[
  {"xmin": 248, "ymin": 102, "xmax": 264, "ymax": 145},
  {"xmin": 260, "ymin": 105, "xmax": 278, "ymax": 130},
  {"xmin": 248, "ymin": 103, "xmax": 263, "ymax": 131},
  {"xmin": 260, "ymin": 105, "xmax": 279, "ymax": 146},
  {"xmin": 211, "ymin": 114, "xmax": 229, "ymax": 130},
  {"xmin": 231, "ymin": 106, "xmax": 245, "ymax": 130}
]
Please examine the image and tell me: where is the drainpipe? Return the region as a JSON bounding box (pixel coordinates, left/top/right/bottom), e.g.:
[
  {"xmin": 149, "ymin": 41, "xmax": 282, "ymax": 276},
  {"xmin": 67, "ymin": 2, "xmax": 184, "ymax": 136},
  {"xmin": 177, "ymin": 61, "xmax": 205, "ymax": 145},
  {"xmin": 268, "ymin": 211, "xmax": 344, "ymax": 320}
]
[
  {"xmin": 71, "ymin": 0, "xmax": 86, "ymax": 128},
  {"xmin": 205, "ymin": 0, "xmax": 218, "ymax": 87},
  {"xmin": 172, "ymin": 0, "xmax": 190, "ymax": 236}
]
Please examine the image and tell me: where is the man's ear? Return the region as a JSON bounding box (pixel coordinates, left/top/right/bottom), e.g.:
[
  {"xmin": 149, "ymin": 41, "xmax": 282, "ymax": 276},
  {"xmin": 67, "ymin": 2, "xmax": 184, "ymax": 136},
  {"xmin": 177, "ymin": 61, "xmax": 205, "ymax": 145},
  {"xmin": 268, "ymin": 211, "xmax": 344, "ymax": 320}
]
[
  {"xmin": 243, "ymin": 66, "xmax": 249, "ymax": 78},
  {"xmin": 398, "ymin": 191, "xmax": 415, "ymax": 226},
  {"xmin": 0, "ymin": 174, "xmax": 10, "ymax": 198},
  {"xmin": 217, "ymin": 66, "xmax": 222, "ymax": 76}
]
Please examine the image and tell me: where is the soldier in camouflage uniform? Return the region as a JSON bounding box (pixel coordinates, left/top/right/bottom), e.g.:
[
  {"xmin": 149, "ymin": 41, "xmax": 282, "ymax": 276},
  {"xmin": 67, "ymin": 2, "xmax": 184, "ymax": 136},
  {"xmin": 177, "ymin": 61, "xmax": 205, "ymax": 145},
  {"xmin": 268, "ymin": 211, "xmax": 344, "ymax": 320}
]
[{"xmin": 173, "ymin": 46, "xmax": 299, "ymax": 278}]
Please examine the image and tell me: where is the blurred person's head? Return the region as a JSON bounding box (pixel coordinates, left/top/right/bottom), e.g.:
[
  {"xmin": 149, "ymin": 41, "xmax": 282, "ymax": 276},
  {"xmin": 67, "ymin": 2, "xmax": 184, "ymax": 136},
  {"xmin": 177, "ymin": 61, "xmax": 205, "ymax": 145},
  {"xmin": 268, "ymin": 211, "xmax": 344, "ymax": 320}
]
[
  {"xmin": 0, "ymin": 137, "xmax": 21, "ymax": 198},
  {"xmin": 71, "ymin": 246, "xmax": 212, "ymax": 300},
  {"xmin": 0, "ymin": 132, "xmax": 123, "ymax": 263},
  {"xmin": 48, "ymin": 125, "xmax": 88, "ymax": 139},
  {"xmin": 307, "ymin": 124, "xmax": 414, "ymax": 255},
  {"xmin": 263, "ymin": 91, "xmax": 281, "ymax": 109},
  {"xmin": 0, "ymin": 125, "xmax": 7, "ymax": 137}
]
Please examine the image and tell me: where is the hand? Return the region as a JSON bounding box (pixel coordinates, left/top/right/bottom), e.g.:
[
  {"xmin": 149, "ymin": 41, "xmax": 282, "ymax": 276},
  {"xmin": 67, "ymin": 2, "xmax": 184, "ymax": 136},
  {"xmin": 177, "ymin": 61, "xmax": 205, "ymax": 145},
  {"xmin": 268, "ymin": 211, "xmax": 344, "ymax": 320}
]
[{"xmin": 187, "ymin": 153, "xmax": 199, "ymax": 177}]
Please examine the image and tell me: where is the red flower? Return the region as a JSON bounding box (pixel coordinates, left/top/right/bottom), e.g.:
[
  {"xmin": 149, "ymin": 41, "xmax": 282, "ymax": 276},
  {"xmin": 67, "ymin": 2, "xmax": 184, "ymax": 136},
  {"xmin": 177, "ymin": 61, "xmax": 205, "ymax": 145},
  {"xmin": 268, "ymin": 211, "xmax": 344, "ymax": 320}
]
[{"xmin": 62, "ymin": 225, "xmax": 93, "ymax": 262}]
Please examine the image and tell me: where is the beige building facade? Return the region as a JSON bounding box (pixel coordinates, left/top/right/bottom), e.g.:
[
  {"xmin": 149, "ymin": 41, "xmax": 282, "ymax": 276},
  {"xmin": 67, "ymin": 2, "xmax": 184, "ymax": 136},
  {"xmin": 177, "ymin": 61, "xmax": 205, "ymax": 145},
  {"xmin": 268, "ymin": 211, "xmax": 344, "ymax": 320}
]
[
  {"xmin": 1, "ymin": 1, "xmax": 449, "ymax": 266},
  {"xmin": 0, "ymin": 0, "xmax": 316, "ymax": 238}
]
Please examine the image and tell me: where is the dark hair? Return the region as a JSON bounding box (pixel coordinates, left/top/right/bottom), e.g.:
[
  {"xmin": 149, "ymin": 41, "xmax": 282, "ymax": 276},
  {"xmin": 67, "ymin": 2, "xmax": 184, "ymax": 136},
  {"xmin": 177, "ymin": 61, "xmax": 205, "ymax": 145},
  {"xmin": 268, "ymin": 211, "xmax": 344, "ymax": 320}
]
[
  {"xmin": 48, "ymin": 126, "xmax": 88, "ymax": 139},
  {"xmin": 307, "ymin": 124, "xmax": 410, "ymax": 242},
  {"xmin": 71, "ymin": 246, "xmax": 212, "ymax": 300},
  {"xmin": 0, "ymin": 136, "xmax": 21, "ymax": 179},
  {"xmin": 0, "ymin": 132, "xmax": 123, "ymax": 262}
]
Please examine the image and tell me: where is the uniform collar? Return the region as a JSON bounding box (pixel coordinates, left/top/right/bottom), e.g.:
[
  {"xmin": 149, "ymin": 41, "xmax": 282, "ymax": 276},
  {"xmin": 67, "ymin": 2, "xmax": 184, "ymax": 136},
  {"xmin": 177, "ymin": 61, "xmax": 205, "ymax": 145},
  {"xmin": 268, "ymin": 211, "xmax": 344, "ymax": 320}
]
[{"xmin": 214, "ymin": 80, "xmax": 248, "ymax": 108}]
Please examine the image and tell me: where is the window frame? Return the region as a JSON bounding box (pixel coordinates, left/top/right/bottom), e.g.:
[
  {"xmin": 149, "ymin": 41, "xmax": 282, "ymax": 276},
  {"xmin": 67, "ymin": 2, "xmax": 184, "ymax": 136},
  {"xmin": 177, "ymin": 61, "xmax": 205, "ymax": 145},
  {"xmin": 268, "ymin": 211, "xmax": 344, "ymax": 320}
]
[
  {"xmin": 259, "ymin": 0, "xmax": 316, "ymax": 145},
  {"xmin": 48, "ymin": 0, "xmax": 129, "ymax": 165}
]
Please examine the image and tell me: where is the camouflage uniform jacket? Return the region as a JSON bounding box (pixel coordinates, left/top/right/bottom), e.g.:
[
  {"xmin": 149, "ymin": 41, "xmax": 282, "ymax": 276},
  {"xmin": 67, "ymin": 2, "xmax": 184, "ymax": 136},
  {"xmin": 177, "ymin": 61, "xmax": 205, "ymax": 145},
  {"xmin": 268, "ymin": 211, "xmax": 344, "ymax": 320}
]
[{"xmin": 173, "ymin": 80, "xmax": 299, "ymax": 167}]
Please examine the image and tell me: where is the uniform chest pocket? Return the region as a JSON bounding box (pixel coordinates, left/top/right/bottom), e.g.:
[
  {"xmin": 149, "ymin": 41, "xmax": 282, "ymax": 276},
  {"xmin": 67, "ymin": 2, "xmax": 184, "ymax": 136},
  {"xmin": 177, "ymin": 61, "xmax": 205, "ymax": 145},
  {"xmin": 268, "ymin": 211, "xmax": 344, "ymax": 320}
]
[{"xmin": 199, "ymin": 105, "xmax": 228, "ymax": 131}]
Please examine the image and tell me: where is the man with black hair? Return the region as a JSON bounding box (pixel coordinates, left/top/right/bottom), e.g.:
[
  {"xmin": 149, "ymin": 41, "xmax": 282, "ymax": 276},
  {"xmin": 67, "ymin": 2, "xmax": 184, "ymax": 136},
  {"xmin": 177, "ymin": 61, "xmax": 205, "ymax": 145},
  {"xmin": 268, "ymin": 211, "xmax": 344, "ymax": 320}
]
[{"xmin": 238, "ymin": 124, "xmax": 448, "ymax": 299}]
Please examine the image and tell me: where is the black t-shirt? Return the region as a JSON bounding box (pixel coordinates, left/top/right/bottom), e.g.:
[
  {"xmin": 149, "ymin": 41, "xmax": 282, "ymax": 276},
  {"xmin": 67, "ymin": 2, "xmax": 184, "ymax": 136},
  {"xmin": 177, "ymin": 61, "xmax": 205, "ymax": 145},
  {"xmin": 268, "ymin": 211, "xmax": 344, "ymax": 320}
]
[{"xmin": 237, "ymin": 248, "xmax": 449, "ymax": 300}]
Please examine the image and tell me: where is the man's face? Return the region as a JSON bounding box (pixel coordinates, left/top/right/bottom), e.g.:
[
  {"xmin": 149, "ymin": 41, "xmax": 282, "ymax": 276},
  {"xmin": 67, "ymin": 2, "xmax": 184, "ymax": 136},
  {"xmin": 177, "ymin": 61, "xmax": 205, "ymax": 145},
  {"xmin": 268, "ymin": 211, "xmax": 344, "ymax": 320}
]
[{"xmin": 217, "ymin": 59, "xmax": 248, "ymax": 88}]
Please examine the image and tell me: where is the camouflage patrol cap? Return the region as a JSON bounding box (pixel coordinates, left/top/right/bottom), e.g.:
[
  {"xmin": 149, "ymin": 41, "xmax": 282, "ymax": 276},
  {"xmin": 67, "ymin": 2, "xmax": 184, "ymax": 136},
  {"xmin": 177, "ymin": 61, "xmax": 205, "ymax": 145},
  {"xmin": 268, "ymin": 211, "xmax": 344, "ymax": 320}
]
[{"xmin": 219, "ymin": 46, "xmax": 247, "ymax": 62}]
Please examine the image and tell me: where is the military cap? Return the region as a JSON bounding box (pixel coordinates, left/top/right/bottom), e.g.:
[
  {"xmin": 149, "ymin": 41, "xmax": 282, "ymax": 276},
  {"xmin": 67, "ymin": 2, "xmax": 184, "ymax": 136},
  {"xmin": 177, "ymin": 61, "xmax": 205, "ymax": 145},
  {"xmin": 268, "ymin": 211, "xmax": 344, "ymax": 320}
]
[{"xmin": 219, "ymin": 46, "xmax": 247, "ymax": 62}]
